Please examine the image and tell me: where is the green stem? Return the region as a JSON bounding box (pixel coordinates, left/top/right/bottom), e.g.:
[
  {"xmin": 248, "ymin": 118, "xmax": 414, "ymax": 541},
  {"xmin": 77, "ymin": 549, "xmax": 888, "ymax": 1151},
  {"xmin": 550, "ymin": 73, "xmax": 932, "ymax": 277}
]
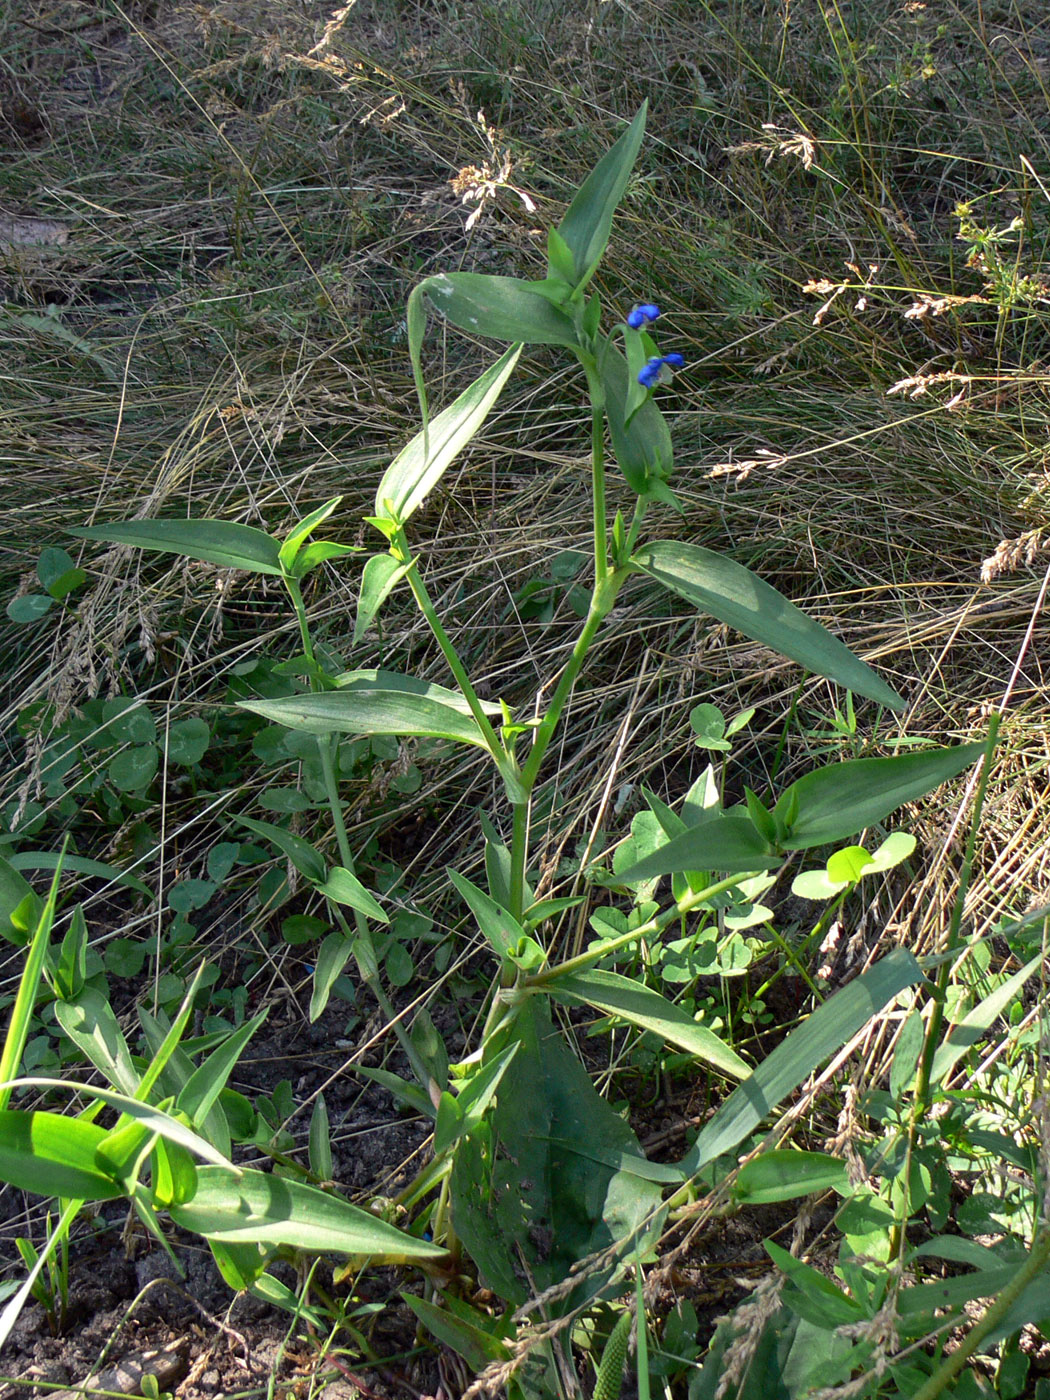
[
  {"xmin": 519, "ymin": 586, "xmax": 623, "ymax": 794},
  {"xmin": 909, "ymin": 1220, "xmax": 1050, "ymax": 1400},
  {"xmin": 889, "ymin": 713, "xmax": 1000, "ymax": 1260},
  {"xmin": 509, "ymin": 801, "xmax": 529, "ymax": 925},
  {"xmin": 590, "ymin": 391, "xmax": 609, "ymax": 584},
  {"xmin": 392, "ymin": 532, "xmax": 519, "ymax": 792}
]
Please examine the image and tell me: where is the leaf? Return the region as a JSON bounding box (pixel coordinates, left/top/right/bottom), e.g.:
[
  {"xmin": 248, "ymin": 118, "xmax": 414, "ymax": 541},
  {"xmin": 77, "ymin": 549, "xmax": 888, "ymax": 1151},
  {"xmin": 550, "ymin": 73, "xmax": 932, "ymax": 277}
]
[
  {"xmin": 375, "ymin": 344, "xmax": 522, "ymax": 524},
  {"xmin": 616, "ymin": 810, "xmax": 779, "ymax": 882},
  {"xmin": 107, "ymin": 745, "xmax": 158, "ymax": 793},
  {"xmin": 277, "ymin": 496, "xmax": 342, "ymax": 574},
  {"xmin": 681, "ymin": 948, "xmax": 922, "ymax": 1175},
  {"xmin": 354, "ymin": 555, "xmax": 409, "ymax": 643},
  {"xmin": 334, "ymin": 669, "xmax": 503, "ymax": 715},
  {"xmin": 450, "ymin": 1001, "xmax": 663, "ymax": 1311},
  {"xmin": 557, "ymin": 104, "xmax": 648, "ymax": 288},
  {"xmin": 309, "ymin": 931, "xmax": 354, "ymax": 1023},
  {"xmin": 775, "ymin": 744, "xmax": 985, "ymax": 849},
  {"xmin": 179, "ymin": 1010, "xmax": 269, "ymax": 1127},
  {"xmin": 7, "ymin": 595, "xmax": 53, "ymax": 624},
  {"xmin": 240, "ymin": 688, "xmax": 492, "ymax": 752},
  {"xmin": 0, "ymin": 1110, "xmax": 124, "ymax": 1201},
  {"xmin": 170, "ymin": 1164, "xmax": 448, "ymax": 1261},
  {"xmin": 547, "ymin": 968, "xmax": 748, "ymax": 1079},
  {"xmin": 448, "ymin": 869, "xmax": 525, "ymax": 963},
  {"xmin": 70, "ymin": 519, "xmax": 283, "ymax": 575},
  {"xmin": 418, "ymin": 274, "xmax": 577, "ymax": 347},
  {"xmin": 36, "ymin": 547, "xmax": 86, "ymax": 601},
  {"xmin": 732, "ymin": 1149, "xmax": 852, "ymax": 1204},
  {"xmin": 308, "ymin": 1094, "xmax": 333, "ymax": 1181},
  {"xmin": 321, "ymin": 867, "xmax": 389, "ymax": 924},
  {"xmin": 930, "ymin": 952, "xmax": 1041, "ymax": 1086},
  {"xmin": 167, "ymin": 718, "xmax": 210, "ymax": 766},
  {"xmin": 54, "ymin": 986, "xmax": 140, "ymax": 1097},
  {"xmin": 229, "ymin": 814, "xmax": 326, "ymax": 883},
  {"xmin": 0, "ymin": 858, "xmax": 41, "ymax": 947},
  {"xmin": 632, "ymin": 541, "xmax": 904, "ymax": 710},
  {"xmin": 602, "ymin": 347, "xmax": 675, "ymax": 495}
]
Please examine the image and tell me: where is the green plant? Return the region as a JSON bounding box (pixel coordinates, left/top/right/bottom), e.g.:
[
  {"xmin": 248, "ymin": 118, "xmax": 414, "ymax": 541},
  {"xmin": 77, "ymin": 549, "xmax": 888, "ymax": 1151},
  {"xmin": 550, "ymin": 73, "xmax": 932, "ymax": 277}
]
[{"xmin": 2, "ymin": 106, "xmax": 988, "ymax": 1387}]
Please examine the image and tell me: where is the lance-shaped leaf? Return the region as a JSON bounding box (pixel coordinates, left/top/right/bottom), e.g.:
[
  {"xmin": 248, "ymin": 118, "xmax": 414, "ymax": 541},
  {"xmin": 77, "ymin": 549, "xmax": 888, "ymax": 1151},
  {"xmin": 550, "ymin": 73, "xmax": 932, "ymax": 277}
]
[
  {"xmin": 334, "ymin": 669, "xmax": 503, "ymax": 715},
  {"xmin": 354, "ymin": 555, "xmax": 409, "ymax": 643},
  {"xmin": 557, "ymin": 103, "xmax": 648, "ymax": 288},
  {"xmin": 277, "ymin": 496, "xmax": 342, "ymax": 573},
  {"xmin": 547, "ymin": 968, "xmax": 748, "ymax": 1079},
  {"xmin": 375, "ymin": 344, "xmax": 522, "ymax": 524},
  {"xmin": 231, "ymin": 814, "xmax": 326, "ymax": 883},
  {"xmin": 448, "ymin": 869, "xmax": 525, "ymax": 964},
  {"xmin": 681, "ymin": 948, "xmax": 921, "ymax": 1175},
  {"xmin": 170, "ymin": 1164, "xmax": 447, "ymax": 1261},
  {"xmin": 775, "ymin": 743, "xmax": 985, "ymax": 850},
  {"xmin": 414, "ymin": 274, "xmax": 577, "ymax": 349},
  {"xmin": 0, "ymin": 1110, "xmax": 124, "ymax": 1201},
  {"xmin": 602, "ymin": 347, "xmax": 675, "ymax": 499},
  {"xmin": 633, "ymin": 541, "xmax": 904, "ymax": 710},
  {"xmin": 69, "ymin": 519, "xmax": 283, "ymax": 575},
  {"xmin": 617, "ymin": 809, "xmax": 778, "ymax": 882},
  {"xmin": 240, "ymin": 683, "xmax": 491, "ymax": 751}
]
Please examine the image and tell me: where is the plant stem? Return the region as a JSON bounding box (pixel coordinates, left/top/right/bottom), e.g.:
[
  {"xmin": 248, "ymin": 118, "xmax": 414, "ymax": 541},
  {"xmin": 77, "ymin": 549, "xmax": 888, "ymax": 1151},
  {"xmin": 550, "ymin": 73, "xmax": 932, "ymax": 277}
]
[
  {"xmin": 909, "ymin": 1219, "xmax": 1050, "ymax": 1400},
  {"xmin": 509, "ymin": 801, "xmax": 529, "ymax": 924},
  {"xmin": 590, "ymin": 390, "xmax": 609, "ymax": 584},
  {"xmin": 527, "ymin": 869, "xmax": 758, "ymax": 986},
  {"xmin": 888, "ymin": 713, "xmax": 1000, "ymax": 1260},
  {"xmin": 391, "ymin": 531, "xmax": 521, "ymax": 794}
]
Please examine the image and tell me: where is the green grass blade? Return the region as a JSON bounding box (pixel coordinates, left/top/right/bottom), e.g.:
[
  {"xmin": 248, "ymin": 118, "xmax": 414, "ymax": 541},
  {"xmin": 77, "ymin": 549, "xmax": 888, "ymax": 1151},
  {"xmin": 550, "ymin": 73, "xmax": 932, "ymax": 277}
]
[{"xmin": 0, "ymin": 854, "xmax": 63, "ymax": 1111}]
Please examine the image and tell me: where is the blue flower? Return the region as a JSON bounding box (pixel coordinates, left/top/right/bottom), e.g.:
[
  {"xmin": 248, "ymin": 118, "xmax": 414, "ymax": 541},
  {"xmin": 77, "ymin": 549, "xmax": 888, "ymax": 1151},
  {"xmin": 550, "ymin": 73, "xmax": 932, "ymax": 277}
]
[
  {"xmin": 637, "ymin": 356, "xmax": 665, "ymax": 388},
  {"xmin": 627, "ymin": 302, "xmax": 661, "ymax": 329},
  {"xmin": 637, "ymin": 353, "xmax": 686, "ymax": 388}
]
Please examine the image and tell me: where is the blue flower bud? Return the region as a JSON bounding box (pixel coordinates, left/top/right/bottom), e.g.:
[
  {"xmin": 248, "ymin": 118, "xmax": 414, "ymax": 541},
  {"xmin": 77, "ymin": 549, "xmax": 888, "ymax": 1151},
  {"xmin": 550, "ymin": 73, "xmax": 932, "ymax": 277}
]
[{"xmin": 662, "ymin": 352, "xmax": 685, "ymax": 367}]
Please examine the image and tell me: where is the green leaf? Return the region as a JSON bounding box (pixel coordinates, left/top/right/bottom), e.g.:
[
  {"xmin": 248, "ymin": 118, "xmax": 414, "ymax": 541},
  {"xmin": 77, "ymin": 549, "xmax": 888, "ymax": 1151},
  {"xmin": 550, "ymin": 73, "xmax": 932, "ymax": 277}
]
[
  {"xmin": 277, "ymin": 496, "xmax": 342, "ymax": 574},
  {"xmin": 107, "ymin": 745, "xmax": 158, "ymax": 792},
  {"xmin": 616, "ymin": 810, "xmax": 778, "ymax": 881},
  {"xmin": 292, "ymin": 540, "xmax": 361, "ymax": 577},
  {"xmin": 0, "ymin": 1110, "xmax": 124, "ymax": 1201},
  {"xmin": 309, "ymin": 931, "xmax": 354, "ymax": 1022},
  {"xmin": 0, "ymin": 859, "xmax": 42, "ymax": 949},
  {"xmin": 54, "ymin": 985, "xmax": 139, "ymax": 1097},
  {"xmin": 547, "ymin": 968, "xmax": 748, "ymax": 1079},
  {"xmin": 240, "ymin": 686, "xmax": 492, "ymax": 752},
  {"xmin": 70, "ymin": 518, "xmax": 283, "ymax": 574},
  {"xmin": 775, "ymin": 744, "xmax": 985, "ymax": 849},
  {"xmin": 930, "ymin": 952, "xmax": 1041, "ymax": 1086},
  {"xmin": 308, "ymin": 1094, "xmax": 333, "ymax": 1180},
  {"xmin": 354, "ymin": 555, "xmax": 409, "ymax": 643},
  {"xmin": 450, "ymin": 1001, "xmax": 663, "ymax": 1310},
  {"xmin": 682, "ymin": 948, "xmax": 922, "ymax": 1175},
  {"xmin": 169, "ymin": 1164, "xmax": 448, "ymax": 1261},
  {"xmin": 0, "ymin": 859, "xmax": 62, "ymax": 1108},
  {"xmin": 546, "ymin": 227, "xmax": 577, "ymax": 286},
  {"xmin": 402, "ymin": 1294, "xmax": 511, "ymax": 1372},
  {"xmin": 37, "ymin": 547, "xmax": 86, "ymax": 600},
  {"xmin": 167, "ymin": 718, "xmax": 210, "ymax": 765},
  {"xmin": 732, "ymin": 1149, "xmax": 852, "ymax": 1204},
  {"xmin": 557, "ymin": 104, "xmax": 648, "ymax": 288},
  {"xmin": 102, "ymin": 697, "xmax": 156, "ymax": 744},
  {"xmin": 229, "ymin": 814, "xmax": 326, "ymax": 883},
  {"xmin": 375, "ymin": 344, "xmax": 522, "ymax": 524},
  {"xmin": 179, "ymin": 1010, "xmax": 269, "ymax": 1127},
  {"xmin": 602, "ymin": 347, "xmax": 674, "ymax": 495},
  {"xmin": 417, "ymin": 274, "xmax": 577, "ymax": 348},
  {"xmin": 448, "ymin": 869, "xmax": 525, "ymax": 964},
  {"xmin": 7, "ymin": 595, "xmax": 53, "ymax": 624},
  {"xmin": 321, "ymin": 867, "xmax": 389, "ymax": 924},
  {"xmin": 633, "ymin": 541, "xmax": 904, "ymax": 710}
]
